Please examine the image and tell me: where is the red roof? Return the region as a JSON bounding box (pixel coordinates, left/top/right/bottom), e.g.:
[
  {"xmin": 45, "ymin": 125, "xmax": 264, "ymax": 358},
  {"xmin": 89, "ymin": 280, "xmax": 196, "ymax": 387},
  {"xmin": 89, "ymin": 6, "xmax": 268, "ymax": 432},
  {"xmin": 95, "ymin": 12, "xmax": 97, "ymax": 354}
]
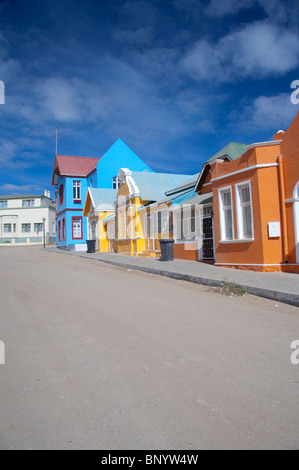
[{"xmin": 52, "ymin": 154, "xmax": 101, "ymax": 185}]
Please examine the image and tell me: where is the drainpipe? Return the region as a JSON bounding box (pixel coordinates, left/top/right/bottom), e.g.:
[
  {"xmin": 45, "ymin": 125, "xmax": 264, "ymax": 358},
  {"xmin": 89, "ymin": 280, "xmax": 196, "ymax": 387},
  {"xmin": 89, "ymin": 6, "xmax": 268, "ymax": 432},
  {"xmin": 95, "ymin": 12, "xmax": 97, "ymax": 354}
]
[{"xmin": 278, "ymin": 155, "xmax": 289, "ymax": 263}]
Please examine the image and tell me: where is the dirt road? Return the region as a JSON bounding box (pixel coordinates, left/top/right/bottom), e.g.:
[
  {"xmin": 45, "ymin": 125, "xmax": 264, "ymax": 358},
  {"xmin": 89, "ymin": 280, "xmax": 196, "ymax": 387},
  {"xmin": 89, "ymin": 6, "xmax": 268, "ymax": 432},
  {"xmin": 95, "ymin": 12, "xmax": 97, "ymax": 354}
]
[{"xmin": 0, "ymin": 247, "xmax": 298, "ymax": 450}]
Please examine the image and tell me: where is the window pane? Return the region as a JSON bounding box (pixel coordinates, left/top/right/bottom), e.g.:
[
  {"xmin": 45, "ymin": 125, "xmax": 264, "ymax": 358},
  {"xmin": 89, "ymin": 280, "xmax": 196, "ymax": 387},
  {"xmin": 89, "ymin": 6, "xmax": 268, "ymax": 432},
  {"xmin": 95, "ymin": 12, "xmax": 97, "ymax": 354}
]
[
  {"xmin": 225, "ymin": 209, "xmax": 233, "ymax": 239},
  {"xmin": 72, "ymin": 218, "xmax": 81, "ymax": 238},
  {"xmin": 243, "ymin": 205, "xmax": 252, "ymax": 238},
  {"xmin": 240, "ymin": 186, "xmax": 250, "ymax": 203}
]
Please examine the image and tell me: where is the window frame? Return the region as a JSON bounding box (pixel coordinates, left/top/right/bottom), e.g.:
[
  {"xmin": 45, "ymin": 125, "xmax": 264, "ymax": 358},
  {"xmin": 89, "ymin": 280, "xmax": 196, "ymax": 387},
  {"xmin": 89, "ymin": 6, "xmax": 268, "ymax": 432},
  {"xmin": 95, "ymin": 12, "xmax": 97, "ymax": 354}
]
[
  {"xmin": 21, "ymin": 223, "xmax": 31, "ymax": 233},
  {"xmin": 59, "ymin": 184, "xmax": 64, "ymax": 206},
  {"xmin": 235, "ymin": 181, "xmax": 254, "ymax": 240},
  {"xmin": 218, "ymin": 186, "xmax": 234, "ymax": 241},
  {"xmin": 73, "ymin": 180, "xmax": 81, "ymax": 202},
  {"xmin": 58, "ymin": 220, "xmax": 61, "ymax": 241},
  {"xmin": 72, "ymin": 216, "xmax": 83, "ymax": 240},
  {"xmin": 0, "ymin": 200, "xmax": 8, "ymax": 208},
  {"xmin": 113, "ymin": 176, "xmax": 120, "ymax": 190},
  {"xmin": 22, "ymin": 199, "xmax": 35, "ymax": 208},
  {"xmin": 34, "ymin": 223, "xmax": 44, "ymax": 233},
  {"xmin": 3, "ymin": 223, "xmax": 12, "ymax": 233}
]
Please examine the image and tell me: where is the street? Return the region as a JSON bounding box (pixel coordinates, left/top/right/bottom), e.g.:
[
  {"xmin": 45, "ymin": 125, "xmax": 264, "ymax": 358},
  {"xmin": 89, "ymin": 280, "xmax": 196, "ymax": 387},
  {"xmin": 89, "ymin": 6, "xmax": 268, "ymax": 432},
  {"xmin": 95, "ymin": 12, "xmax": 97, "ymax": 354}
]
[{"xmin": 0, "ymin": 246, "xmax": 298, "ymax": 450}]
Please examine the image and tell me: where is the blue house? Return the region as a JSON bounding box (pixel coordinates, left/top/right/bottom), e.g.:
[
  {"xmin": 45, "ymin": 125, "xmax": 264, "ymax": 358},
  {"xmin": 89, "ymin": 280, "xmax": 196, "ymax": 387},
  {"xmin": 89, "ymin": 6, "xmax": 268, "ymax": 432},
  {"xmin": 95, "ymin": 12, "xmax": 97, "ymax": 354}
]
[{"xmin": 52, "ymin": 139, "xmax": 153, "ymax": 249}]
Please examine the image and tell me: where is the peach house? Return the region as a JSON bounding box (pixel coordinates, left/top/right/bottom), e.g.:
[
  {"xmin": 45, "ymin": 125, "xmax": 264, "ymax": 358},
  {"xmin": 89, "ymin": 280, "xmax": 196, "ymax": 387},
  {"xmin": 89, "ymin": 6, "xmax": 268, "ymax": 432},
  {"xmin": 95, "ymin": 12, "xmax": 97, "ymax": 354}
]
[{"xmin": 196, "ymin": 110, "xmax": 299, "ymax": 272}]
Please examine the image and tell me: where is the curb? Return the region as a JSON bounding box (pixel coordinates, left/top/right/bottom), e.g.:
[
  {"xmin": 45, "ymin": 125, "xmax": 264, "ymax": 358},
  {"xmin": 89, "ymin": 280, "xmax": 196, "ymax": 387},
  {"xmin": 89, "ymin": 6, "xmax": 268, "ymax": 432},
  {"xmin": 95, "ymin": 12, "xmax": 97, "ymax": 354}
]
[{"xmin": 47, "ymin": 248, "xmax": 299, "ymax": 308}]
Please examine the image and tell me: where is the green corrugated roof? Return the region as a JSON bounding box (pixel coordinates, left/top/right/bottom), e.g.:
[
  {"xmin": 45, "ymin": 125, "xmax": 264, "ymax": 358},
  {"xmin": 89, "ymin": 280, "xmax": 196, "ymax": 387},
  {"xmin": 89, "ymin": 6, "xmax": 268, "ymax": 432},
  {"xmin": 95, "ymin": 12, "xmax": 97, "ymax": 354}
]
[
  {"xmin": 204, "ymin": 142, "xmax": 247, "ymax": 164},
  {"xmin": 131, "ymin": 171, "xmax": 191, "ymax": 202}
]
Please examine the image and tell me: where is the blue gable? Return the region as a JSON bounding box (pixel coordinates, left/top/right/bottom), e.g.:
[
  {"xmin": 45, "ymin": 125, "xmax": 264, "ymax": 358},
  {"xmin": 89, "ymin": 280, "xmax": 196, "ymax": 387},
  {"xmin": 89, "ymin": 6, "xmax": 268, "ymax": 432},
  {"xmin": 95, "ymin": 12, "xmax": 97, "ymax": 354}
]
[{"xmin": 96, "ymin": 139, "xmax": 153, "ymax": 189}]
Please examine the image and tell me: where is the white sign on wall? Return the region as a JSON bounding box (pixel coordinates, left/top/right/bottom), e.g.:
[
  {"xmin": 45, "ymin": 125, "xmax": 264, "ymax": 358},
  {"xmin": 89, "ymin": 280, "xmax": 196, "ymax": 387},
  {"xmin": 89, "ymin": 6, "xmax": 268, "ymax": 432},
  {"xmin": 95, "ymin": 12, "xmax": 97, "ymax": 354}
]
[{"xmin": 268, "ymin": 222, "xmax": 281, "ymax": 238}]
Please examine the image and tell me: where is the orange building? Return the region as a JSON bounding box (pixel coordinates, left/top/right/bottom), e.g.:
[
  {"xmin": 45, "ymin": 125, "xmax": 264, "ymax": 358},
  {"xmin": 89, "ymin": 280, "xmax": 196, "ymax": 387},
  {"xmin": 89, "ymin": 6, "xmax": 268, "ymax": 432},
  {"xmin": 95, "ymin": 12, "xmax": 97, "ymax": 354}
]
[{"xmin": 195, "ymin": 110, "xmax": 299, "ymax": 272}]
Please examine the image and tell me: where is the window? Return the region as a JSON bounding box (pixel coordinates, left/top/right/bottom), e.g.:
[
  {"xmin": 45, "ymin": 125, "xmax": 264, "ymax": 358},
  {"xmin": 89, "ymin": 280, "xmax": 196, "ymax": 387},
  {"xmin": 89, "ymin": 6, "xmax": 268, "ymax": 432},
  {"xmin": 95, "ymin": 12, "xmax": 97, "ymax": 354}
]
[
  {"xmin": 58, "ymin": 220, "xmax": 61, "ymax": 241},
  {"xmin": 113, "ymin": 176, "xmax": 120, "ymax": 190},
  {"xmin": 90, "ymin": 178, "xmax": 93, "ymax": 188},
  {"xmin": 59, "ymin": 184, "xmax": 64, "ymax": 205},
  {"xmin": 118, "ymin": 209, "xmax": 126, "ymax": 239},
  {"xmin": 157, "ymin": 209, "xmax": 171, "ymax": 234},
  {"xmin": 174, "ymin": 206, "xmax": 196, "ymax": 241},
  {"xmin": 22, "ymin": 223, "xmax": 31, "ymax": 233},
  {"xmin": 13, "ymin": 224, "xmax": 16, "ymax": 233},
  {"xmin": 0, "ymin": 200, "xmax": 7, "ymax": 208},
  {"xmin": 219, "ymin": 188, "xmax": 234, "ymax": 241},
  {"xmin": 72, "ymin": 217, "xmax": 82, "ymax": 239},
  {"xmin": 34, "ymin": 223, "xmax": 43, "ymax": 233},
  {"xmin": 236, "ymin": 183, "xmax": 254, "ymax": 239},
  {"xmin": 73, "ymin": 181, "xmax": 81, "ymax": 201},
  {"xmin": 3, "ymin": 224, "xmax": 11, "ymax": 233},
  {"xmin": 62, "ymin": 218, "xmax": 66, "ymax": 240},
  {"xmin": 22, "ymin": 199, "xmax": 34, "ymax": 207}
]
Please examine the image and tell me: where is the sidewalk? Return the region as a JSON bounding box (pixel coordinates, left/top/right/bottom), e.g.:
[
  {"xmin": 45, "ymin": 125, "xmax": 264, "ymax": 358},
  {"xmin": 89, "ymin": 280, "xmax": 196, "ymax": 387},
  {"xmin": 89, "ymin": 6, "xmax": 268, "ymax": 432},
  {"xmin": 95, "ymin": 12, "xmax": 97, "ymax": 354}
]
[{"xmin": 47, "ymin": 247, "xmax": 299, "ymax": 307}]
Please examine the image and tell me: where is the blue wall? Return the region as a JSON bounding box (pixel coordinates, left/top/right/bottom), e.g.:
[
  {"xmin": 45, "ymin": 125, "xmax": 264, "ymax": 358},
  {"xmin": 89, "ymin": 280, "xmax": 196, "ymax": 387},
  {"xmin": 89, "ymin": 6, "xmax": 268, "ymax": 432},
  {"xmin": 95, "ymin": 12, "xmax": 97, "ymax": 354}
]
[
  {"xmin": 56, "ymin": 176, "xmax": 88, "ymax": 246},
  {"xmin": 96, "ymin": 139, "xmax": 153, "ymax": 189},
  {"xmin": 55, "ymin": 139, "xmax": 153, "ymax": 247}
]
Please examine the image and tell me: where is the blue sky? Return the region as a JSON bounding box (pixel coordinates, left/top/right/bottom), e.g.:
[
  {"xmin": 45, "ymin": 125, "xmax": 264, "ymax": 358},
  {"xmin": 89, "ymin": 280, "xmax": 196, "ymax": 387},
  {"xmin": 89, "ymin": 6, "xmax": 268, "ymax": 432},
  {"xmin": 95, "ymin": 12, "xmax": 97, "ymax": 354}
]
[{"xmin": 0, "ymin": 0, "xmax": 299, "ymax": 196}]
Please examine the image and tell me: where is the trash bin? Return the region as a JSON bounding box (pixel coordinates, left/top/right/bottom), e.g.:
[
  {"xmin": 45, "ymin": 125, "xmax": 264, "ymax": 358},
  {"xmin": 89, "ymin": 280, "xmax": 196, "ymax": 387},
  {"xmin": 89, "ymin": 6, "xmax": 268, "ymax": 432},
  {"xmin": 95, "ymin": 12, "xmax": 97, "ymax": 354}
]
[
  {"xmin": 86, "ymin": 239, "xmax": 96, "ymax": 253},
  {"xmin": 159, "ymin": 239, "xmax": 174, "ymax": 261}
]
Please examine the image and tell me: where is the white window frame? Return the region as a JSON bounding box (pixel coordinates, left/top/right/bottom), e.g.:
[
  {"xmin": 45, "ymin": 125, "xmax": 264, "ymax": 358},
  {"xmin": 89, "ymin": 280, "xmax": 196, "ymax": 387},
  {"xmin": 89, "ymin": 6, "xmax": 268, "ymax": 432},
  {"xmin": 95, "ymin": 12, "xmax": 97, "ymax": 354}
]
[
  {"xmin": 0, "ymin": 200, "xmax": 7, "ymax": 208},
  {"xmin": 22, "ymin": 199, "xmax": 34, "ymax": 207},
  {"xmin": 218, "ymin": 186, "xmax": 234, "ymax": 241},
  {"xmin": 22, "ymin": 223, "xmax": 31, "ymax": 233},
  {"xmin": 3, "ymin": 223, "xmax": 12, "ymax": 233},
  {"xmin": 34, "ymin": 223, "xmax": 44, "ymax": 233},
  {"xmin": 113, "ymin": 176, "xmax": 120, "ymax": 190},
  {"xmin": 235, "ymin": 181, "xmax": 254, "ymax": 240},
  {"xmin": 73, "ymin": 180, "xmax": 81, "ymax": 201}
]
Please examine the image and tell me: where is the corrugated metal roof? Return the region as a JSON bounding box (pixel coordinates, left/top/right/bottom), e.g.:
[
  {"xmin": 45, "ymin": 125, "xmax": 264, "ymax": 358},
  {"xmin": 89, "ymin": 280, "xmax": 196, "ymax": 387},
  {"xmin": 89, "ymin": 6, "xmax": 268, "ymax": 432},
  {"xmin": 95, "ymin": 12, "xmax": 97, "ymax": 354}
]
[
  {"xmin": 165, "ymin": 173, "xmax": 200, "ymax": 196},
  {"xmin": 89, "ymin": 188, "xmax": 117, "ymax": 211},
  {"xmin": 54, "ymin": 154, "xmax": 100, "ymax": 178},
  {"xmin": 204, "ymin": 142, "xmax": 247, "ymax": 164},
  {"xmin": 170, "ymin": 191, "xmax": 213, "ymax": 210},
  {"xmin": 131, "ymin": 172, "xmax": 191, "ymax": 202},
  {"xmin": 102, "ymin": 213, "xmax": 116, "ymax": 223},
  {"xmin": 0, "ymin": 194, "xmax": 45, "ymax": 199}
]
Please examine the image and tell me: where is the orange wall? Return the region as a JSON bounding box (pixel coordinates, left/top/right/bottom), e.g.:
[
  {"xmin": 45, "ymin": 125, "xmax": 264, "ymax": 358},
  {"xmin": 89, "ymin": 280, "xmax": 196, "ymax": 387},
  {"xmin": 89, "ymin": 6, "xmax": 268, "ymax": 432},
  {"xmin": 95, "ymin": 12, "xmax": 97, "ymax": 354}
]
[
  {"xmin": 174, "ymin": 242, "xmax": 199, "ymax": 261},
  {"xmin": 279, "ymin": 111, "xmax": 299, "ymax": 264},
  {"xmin": 212, "ymin": 145, "xmax": 284, "ymax": 267}
]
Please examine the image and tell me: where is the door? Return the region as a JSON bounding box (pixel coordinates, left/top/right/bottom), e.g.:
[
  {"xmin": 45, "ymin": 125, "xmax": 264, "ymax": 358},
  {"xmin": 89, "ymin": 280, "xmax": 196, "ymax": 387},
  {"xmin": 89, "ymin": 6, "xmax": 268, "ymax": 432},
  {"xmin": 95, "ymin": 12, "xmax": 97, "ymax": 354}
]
[
  {"xmin": 294, "ymin": 182, "xmax": 299, "ymax": 263},
  {"xmin": 202, "ymin": 205, "xmax": 214, "ymax": 260},
  {"xmin": 146, "ymin": 212, "xmax": 155, "ymax": 250}
]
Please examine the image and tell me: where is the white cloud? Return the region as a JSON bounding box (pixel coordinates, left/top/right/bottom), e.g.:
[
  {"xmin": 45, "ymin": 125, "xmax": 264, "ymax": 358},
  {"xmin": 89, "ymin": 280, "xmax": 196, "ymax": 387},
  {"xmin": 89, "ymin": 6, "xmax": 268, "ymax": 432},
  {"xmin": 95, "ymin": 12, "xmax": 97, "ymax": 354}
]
[
  {"xmin": 0, "ymin": 183, "xmax": 43, "ymax": 193},
  {"xmin": 205, "ymin": 0, "xmax": 255, "ymax": 17},
  {"xmin": 182, "ymin": 21, "xmax": 299, "ymax": 81},
  {"xmin": 231, "ymin": 93, "xmax": 298, "ymax": 132},
  {"xmin": 36, "ymin": 78, "xmax": 82, "ymax": 122}
]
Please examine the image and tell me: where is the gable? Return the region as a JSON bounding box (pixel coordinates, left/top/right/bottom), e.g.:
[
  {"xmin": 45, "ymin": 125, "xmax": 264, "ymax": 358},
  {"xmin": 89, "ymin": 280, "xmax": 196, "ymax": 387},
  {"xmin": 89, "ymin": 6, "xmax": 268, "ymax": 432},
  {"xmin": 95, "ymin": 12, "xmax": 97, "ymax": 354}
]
[{"xmin": 96, "ymin": 139, "xmax": 153, "ymax": 189}]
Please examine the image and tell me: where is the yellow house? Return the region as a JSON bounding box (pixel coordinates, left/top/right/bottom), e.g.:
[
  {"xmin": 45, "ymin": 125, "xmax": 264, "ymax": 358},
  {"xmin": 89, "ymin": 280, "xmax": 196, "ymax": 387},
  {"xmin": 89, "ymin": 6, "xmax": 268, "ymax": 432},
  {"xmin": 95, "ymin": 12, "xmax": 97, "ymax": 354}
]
[
  {"xmin": 113, "ymin": 168, "xmax": 191, "ymax": 257},
  {"xmin": 83, "ymin": 188, "xmax": 117, "ymax": 252}
]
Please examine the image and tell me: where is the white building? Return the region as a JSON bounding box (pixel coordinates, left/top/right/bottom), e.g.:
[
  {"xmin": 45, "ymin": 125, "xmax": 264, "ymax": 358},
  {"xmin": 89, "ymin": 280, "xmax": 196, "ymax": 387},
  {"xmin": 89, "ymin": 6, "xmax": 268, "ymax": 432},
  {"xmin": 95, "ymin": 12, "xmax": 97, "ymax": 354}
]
[{"xmin": 0, "ymin": 192, "xmax": 56, "ymax": 246}]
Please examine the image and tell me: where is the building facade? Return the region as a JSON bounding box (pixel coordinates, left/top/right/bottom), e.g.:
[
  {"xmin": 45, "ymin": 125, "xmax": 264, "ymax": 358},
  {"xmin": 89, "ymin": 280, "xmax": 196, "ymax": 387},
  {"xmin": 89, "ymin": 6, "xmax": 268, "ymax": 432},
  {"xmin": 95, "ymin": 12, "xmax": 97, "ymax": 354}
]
[
  {"xmin": 52, "ymin": 139, "xmax": 153, "ymax": 250},
  {"xmin": 0, "ymin": 192, "xmax": 56, "ymax": 246},
  {"xmin": 195, "ymin": 112, "xmax": 299, "ymax": 272}
]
